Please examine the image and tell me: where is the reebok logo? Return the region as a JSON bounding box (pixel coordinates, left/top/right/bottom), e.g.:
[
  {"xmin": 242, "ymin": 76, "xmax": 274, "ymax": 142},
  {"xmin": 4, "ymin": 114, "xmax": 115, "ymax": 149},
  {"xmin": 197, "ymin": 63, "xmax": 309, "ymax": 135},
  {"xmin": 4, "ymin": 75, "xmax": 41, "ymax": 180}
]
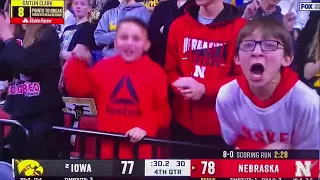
[{"xmin": 106, "ymin": 76, "xmax": 142, "ymax": 117}]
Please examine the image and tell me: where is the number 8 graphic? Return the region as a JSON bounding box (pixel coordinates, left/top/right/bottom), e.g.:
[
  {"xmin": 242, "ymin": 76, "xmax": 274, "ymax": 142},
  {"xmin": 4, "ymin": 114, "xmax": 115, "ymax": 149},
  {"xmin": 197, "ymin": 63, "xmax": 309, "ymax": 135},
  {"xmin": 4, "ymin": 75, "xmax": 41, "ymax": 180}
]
[{"xmin": 18, "ymin": 7, "xmax": 24, "ymax": 17}]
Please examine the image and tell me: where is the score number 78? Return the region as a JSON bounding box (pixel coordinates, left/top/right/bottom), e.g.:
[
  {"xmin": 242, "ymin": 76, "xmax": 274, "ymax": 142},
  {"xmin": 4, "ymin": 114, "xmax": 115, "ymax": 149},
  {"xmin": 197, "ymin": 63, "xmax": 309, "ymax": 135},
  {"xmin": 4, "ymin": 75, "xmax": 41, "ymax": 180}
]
[{"xmin": 201, "ymin": 161, "xmax": 215, "ymax": 175}]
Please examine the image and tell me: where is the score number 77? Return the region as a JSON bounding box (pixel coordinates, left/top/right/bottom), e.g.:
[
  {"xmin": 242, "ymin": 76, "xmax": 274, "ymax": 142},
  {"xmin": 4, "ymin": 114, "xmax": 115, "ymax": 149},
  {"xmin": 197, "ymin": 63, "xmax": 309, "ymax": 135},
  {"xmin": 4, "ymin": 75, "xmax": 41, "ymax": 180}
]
[
  {"xmin": 121, "ymin": 161, "xmax": 134, "ymax": 174},
  {"xmin": 201, "ymin": 161, "xmax": 215, "ymax": 175}
]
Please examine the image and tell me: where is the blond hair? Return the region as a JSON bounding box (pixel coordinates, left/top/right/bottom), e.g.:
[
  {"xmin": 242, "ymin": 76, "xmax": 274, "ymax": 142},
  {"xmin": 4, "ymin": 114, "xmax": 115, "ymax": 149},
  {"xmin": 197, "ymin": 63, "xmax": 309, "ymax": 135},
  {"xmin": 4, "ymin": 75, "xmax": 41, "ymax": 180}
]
[{"xmin": 308, "ymin": 20, "xmax": 320, "ymax": 62}]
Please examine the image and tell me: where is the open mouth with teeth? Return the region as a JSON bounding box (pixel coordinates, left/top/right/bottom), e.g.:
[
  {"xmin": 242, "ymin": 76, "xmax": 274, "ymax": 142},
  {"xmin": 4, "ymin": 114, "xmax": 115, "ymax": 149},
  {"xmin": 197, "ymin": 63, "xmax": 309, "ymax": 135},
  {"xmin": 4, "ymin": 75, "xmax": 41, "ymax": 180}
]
[
  {"xmin": 124, "ymin": 49, "xmax": 134, "ymax": 56},
  {"xmin": 250, "ymin": 63, "xmax": 265, "ymax": 80}
]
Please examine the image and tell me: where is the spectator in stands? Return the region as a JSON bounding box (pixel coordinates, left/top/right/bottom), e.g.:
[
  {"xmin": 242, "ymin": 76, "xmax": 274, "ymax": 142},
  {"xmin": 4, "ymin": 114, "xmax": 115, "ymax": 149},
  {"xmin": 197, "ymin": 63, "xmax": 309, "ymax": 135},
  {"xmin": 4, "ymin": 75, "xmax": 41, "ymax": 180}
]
[
  {"xmin": 216, "ymin": 17, "xmax": 319, "ymax": 150},
  {"xmin": 94, "ymin": 0, "xmax": 150, "ymax": 58},
  {"xmin": 148, "ymin": 0, "xmax": 194, "ymax": 68},
  {"xmin": 90, "ymin": 0, "xmax": 109, "ymax": 23},
  {"xmin": 302, "ymin": 20, "xmax": 320, "ymax": 95},
  {"xmin": 276, "ymin": 0, "xmax": 311, "ymax": 40},
  {"xmin": 0, "ymin": 14, "xmax": 65, "ymax": 158},
  {"xmin": 165, "ymin": 0, "xmax": 246, "ymax": 158},
  {"xmin": 56, "ymin": 0, "xmax": 77, "ymax": 38},
  {"xmin": 295, "ymin": 4, "xmax": 319, "ymax": 77},
  {"xmin": 64, "ymin": 17, "xmax": 171, "ymax": 159},
  {"xmin": 59, "ymin": 0, "xmax": 97, "ymax": 95},
  {"xmin": 241, "ymin": 0, "xmax": 296, "ymax": 38},
  {"xmin": 242, "ymin": 0, "xmax": 311, "ymax": 40},
  {"xmin": 241, "ymin": 0, "xmax": 283, "ymax": 22},
  {"xmin": 0, "ymin": 11, "xmax": 25, "ymax": 102},
  {"xmin": 98, "ymin": 0, "xmax": 121, "ymax": 21}
]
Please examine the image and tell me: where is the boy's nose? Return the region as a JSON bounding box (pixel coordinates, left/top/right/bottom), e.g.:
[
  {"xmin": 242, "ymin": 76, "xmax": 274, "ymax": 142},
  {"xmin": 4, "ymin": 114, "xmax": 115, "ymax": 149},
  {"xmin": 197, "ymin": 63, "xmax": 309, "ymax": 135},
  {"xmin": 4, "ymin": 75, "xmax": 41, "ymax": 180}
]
[
  {"xmin": 126, "ymin": 39, "xmax": 134, "ymax": 45},
  {"xmin": 251, "ymin": 44, "xmax": 263, "ymax": 57}
]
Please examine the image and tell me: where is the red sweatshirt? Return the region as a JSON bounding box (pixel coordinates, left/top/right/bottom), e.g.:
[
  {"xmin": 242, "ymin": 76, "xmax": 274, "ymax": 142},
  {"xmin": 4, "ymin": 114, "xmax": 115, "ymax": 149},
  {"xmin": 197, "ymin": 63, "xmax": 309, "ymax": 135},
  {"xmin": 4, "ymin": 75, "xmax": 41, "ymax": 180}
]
[
  {"xmin": 165, "ymin": 3, "xmax": 246, "ymax": 135},
  {"xmin": 64, "ymin": 55, "xmax": 171, "ymax": 159}
]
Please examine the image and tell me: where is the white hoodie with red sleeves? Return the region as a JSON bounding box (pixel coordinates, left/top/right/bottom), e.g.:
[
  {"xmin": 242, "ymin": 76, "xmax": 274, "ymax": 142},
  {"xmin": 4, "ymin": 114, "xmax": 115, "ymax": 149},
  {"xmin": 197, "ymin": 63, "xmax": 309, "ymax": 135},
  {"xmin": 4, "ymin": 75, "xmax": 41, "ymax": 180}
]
[{"xmin": 216, "ymin": 68, "xmax": 320, "ymax": 149}]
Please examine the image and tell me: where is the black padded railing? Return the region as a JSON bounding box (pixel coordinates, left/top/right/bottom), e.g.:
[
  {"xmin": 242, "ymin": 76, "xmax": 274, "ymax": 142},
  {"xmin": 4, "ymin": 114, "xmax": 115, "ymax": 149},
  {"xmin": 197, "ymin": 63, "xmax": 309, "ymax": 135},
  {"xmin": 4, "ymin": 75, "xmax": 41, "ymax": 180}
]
[{"xmin": 52, "ymin": 126, "xmax": 218, "ymax": 159}]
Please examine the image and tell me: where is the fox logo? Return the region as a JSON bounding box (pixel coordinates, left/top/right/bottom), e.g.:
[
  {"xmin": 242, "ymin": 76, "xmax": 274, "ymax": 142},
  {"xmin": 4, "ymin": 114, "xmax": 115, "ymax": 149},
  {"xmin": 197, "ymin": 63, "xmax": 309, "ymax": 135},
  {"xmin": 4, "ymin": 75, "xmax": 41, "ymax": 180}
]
[{"xmin": 16, "ymin": 159, "xmax": 44, "ymax": 176}]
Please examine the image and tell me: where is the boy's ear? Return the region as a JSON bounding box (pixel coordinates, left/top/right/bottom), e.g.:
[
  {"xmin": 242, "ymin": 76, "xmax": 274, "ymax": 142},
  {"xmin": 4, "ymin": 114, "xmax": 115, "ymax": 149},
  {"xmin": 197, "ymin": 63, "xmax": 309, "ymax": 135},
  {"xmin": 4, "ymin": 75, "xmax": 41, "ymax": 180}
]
[
  {"xmin": 144, "ymin": 40, "xmax": 151, "ymax": 52},
  {"xmin": 234, "ymin": 55, "xmax": 240, "ymax": 65},
  {"xmin": 281, "ymin": 54, "xmax": 294, "ymax": 67}
]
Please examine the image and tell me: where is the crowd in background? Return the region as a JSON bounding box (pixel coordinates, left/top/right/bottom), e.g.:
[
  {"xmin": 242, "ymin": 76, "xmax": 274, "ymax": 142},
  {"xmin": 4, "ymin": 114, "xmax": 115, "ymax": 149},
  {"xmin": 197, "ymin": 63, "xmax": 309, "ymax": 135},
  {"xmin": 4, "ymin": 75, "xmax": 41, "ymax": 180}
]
[{"xmin": 0, "ymin": 0, "xmax": 319, "ymax": 161}]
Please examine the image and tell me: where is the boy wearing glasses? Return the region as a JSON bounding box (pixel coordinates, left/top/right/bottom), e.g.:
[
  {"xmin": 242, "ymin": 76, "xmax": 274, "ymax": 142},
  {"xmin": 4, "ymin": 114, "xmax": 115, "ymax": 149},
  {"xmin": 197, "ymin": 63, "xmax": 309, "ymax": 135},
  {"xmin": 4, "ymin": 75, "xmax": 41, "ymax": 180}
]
[{"xmin": 216, "ymin": 17, "xmax": 320, "ymax": 150}]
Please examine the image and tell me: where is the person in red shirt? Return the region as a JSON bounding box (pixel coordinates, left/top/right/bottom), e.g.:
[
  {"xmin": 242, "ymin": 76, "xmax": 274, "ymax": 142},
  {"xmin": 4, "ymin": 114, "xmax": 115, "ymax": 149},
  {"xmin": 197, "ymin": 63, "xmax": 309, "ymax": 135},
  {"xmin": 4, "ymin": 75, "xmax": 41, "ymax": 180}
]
[
  {"xmin": 165, "ymin": 0, "xmax": 246, "ymax": 158},
  {"xmin": 64, "ymin": 17, "xmax": 171, "ymax": 159}
]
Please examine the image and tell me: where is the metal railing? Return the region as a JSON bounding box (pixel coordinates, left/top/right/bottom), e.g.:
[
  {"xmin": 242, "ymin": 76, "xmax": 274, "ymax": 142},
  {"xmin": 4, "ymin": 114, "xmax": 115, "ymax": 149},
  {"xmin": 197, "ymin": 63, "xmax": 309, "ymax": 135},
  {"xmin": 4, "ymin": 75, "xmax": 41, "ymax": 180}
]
[
  {"xmin": 0, "ymin": 119, "xmax": 220, "ymax": 159},
  {"xmin": 0, "ymin": 119, "xmax": 30, "ymax": 161},
  {"xmin": 0, "ymin": 119, "xmax": 30, "ymax": 139},
  {"xmin": 52, "ymin": 126, "xmax": 219, "ymax": 159}
]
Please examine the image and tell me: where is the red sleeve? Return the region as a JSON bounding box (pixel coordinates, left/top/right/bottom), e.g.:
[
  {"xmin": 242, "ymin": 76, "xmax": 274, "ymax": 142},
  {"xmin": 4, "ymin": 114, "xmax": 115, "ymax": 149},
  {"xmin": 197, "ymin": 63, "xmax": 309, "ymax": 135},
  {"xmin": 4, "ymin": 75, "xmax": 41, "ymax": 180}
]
[
  {"xmin": 164, "ymin": 21, "xmax": 181, "ymax": 96},
  {"xmin": 235, "ymin": 136, "xmax": 266, "ymax": 149},
  {"xmin": 138, "ymin": 65, "xmax": 171, "ymax": 137},
  {"xmin": 64, "ymin": 57, "xmax": 94, "ymax": 97},
  {"xmin": 204, "ymin": 18, "xmax": 246, "ymax": 98}
]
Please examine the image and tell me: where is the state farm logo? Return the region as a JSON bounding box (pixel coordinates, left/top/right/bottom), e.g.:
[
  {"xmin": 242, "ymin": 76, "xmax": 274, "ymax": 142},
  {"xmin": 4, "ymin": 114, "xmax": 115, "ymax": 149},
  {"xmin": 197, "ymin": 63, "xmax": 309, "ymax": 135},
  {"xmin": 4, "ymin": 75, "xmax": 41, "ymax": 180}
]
[{"xmin": 22, "ymin": 18, "xmax": 52, "ymax": 24}]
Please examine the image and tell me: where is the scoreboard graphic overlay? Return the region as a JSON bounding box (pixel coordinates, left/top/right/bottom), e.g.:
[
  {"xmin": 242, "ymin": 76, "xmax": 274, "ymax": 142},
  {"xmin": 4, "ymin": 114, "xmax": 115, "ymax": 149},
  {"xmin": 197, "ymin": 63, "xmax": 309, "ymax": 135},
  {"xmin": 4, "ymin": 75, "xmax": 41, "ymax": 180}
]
[
  {"xmin": 10, "ymin": 0, "xmax": 64, "ymax": 24},
  {"xmin": 13, "ymin": 150, "xmax": 319, "ymax": 179}
]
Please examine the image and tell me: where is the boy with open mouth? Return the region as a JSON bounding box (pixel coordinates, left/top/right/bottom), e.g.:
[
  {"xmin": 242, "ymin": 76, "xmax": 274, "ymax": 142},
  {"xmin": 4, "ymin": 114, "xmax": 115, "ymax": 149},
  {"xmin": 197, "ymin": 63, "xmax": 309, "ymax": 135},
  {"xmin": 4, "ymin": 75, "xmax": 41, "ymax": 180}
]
[{"xmin": 216, "ymin": 16, "xmax": 319, "ymax": 150}]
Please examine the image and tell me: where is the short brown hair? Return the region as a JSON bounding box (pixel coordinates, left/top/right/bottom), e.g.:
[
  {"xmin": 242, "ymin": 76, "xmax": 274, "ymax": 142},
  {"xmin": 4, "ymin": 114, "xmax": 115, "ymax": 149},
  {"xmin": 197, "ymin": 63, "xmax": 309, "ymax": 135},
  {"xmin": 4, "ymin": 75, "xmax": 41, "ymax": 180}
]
[
  {"xmin": 236, "ymin": 17, "xmax": 293, "ymax": 57},
  {"xmin": 116, "ymin": 17, "xmax": 149, "ymax": 40}
]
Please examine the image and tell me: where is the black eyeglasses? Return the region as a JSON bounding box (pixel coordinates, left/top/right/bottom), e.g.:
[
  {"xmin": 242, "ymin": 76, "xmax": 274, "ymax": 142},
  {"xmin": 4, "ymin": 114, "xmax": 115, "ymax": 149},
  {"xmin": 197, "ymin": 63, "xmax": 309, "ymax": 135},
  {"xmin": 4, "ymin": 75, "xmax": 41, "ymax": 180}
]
[{"xmin": 239, "ymin": 40, "xmax": 284, "ymax": 52}]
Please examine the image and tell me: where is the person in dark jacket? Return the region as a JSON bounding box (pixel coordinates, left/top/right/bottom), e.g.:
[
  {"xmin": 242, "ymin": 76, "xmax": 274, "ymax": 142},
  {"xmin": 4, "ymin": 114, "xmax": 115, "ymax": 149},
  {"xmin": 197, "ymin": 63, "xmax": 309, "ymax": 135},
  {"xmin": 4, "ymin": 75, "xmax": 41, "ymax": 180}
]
[
  {"xmin": 148, "ymin": 0, "xmax": 194, "ymax": 68},
  {"xmin": 0, "ymin": 11, "xmax": 25, "ymax": 101},
  {"xmin": 240, "ymin": 0, "xmax": 283, "ymax": 22},
  {"xmin": 98, "ymin": 0, "xmax": 121, "ymax": 21},
  {"xmin": 0, "ymin": 14, "xmax": 66, "ymax": 159},
  {"xmin": 241, "ymin": 0, "xmax": 295, "ymax": 32},
  {"xmin": 295, "ymin": 8, "xmax": 320, "ymax": 92},
  {"xmin": 148, "ymin": 0, "xmax": 194, "ymax": 147}
]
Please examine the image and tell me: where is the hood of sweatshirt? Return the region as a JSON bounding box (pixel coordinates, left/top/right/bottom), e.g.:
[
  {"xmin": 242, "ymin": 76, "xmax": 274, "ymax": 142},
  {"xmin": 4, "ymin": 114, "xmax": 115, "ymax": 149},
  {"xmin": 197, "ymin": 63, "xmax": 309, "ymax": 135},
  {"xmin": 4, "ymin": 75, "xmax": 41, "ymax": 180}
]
[
  {"xmin": 184, "ymin": 2, "xmax": 243, "ymax": 27},
  {"xmin": 237, "ymin": 67, "xmax": 299, "ymax": 108}
]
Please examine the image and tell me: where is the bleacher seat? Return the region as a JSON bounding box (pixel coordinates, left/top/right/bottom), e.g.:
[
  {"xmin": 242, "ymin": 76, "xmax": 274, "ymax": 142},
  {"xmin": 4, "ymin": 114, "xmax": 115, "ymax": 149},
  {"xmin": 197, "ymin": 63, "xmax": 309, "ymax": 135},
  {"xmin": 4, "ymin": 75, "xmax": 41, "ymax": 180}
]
[{"xmin": 0, "ymin": 161, "xmax": 14, "ymax": 180}]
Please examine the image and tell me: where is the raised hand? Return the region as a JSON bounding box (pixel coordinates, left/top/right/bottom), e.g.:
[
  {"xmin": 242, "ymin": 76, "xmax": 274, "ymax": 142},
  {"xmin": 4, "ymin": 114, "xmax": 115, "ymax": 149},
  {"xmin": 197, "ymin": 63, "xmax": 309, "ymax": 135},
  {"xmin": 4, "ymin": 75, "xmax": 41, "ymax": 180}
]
[
  {"xmin": 0, "ymin": 12, "xmax": 14, "ymax": 40},
  {"xmin": 242, "ymin": 0, "xmax": 260, "ymax": 20},
  {"xmin": 283, "ymin": 5, "xmax": 296, "ymax": 32}
]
